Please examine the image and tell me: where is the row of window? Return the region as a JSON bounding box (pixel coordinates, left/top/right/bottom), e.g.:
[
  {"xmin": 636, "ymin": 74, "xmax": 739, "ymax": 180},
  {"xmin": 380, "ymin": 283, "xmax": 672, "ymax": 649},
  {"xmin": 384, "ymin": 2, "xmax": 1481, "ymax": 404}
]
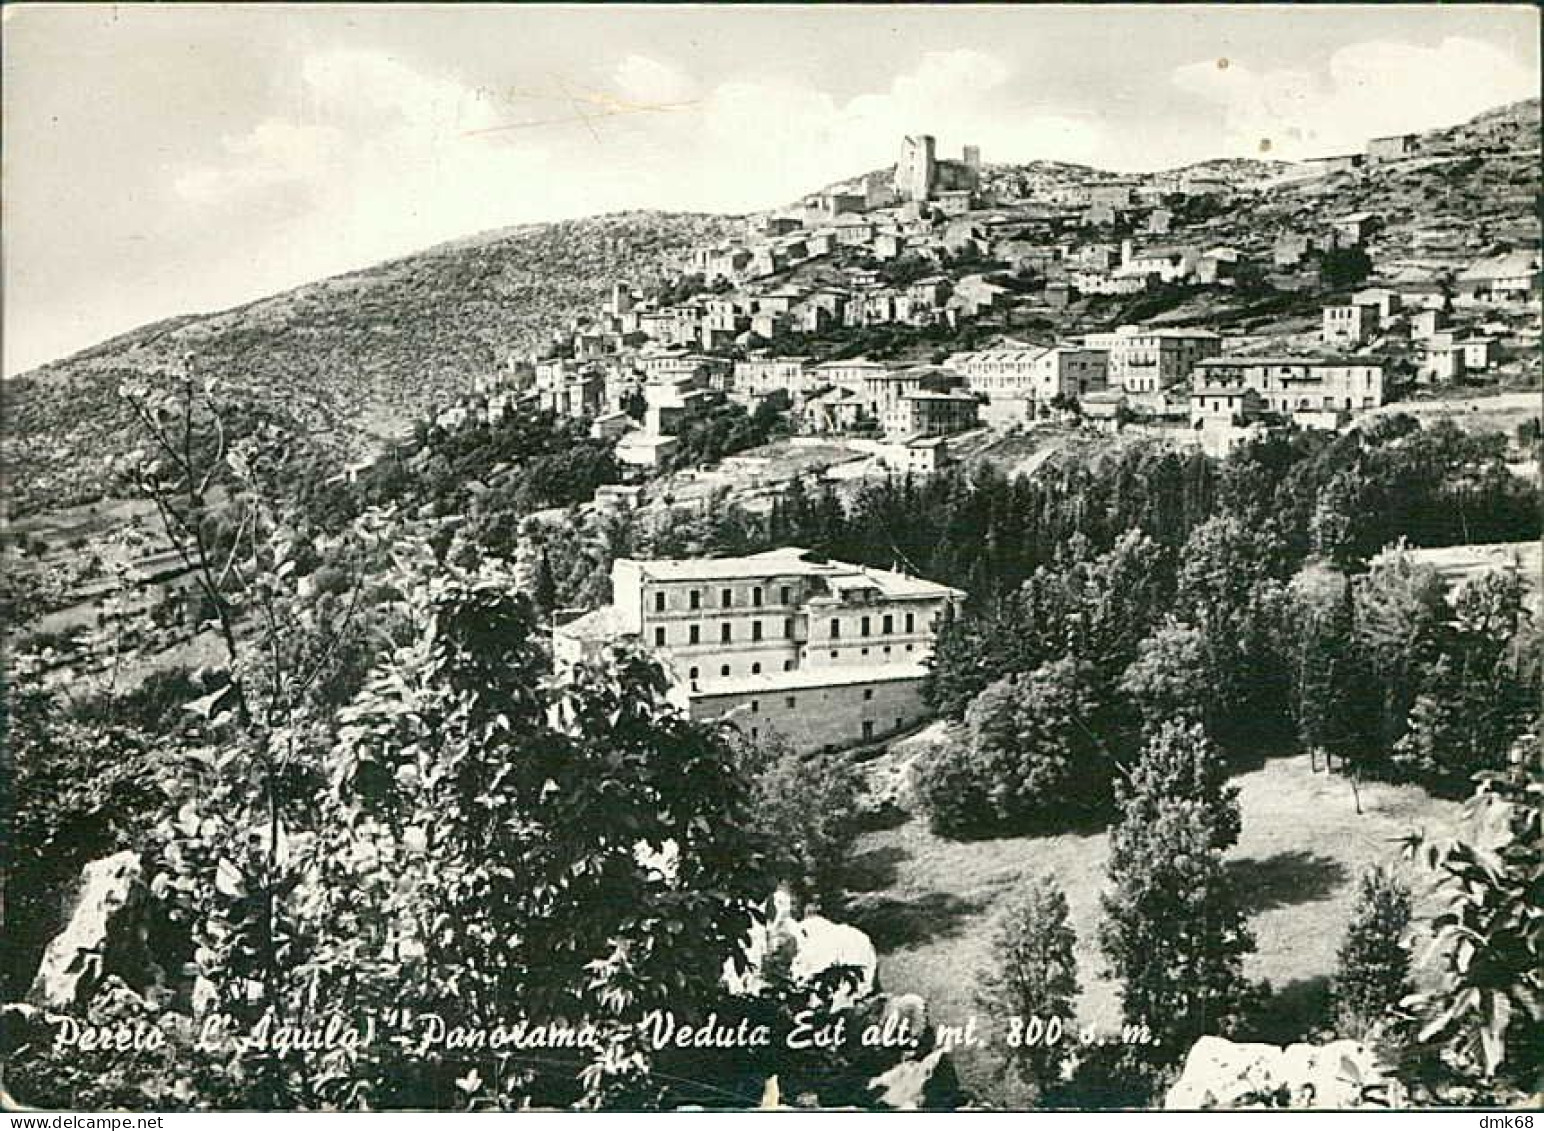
[
  {"xmin": 685, "ymin": 643, "xmax": 919, "ymax": 687},
  {"xmin": 830, "ymin": 612, "xmax": 915, "ymax": 638},
  {"xmin": 829, "ymin": 643, "xmax": 913, "ymax": 659},
  {"xmin": 746, "ymin": 687, "xmax": 880, "ymax": 714},
  {"xmin": 689, "ymin": 659, "xmax": 797, "ymax": 683},
  {"xmin": 654, "ymin": 618, "xmax": 791, "ymax": 646},
  {"xmin": 653, "ymin": 585, "xmax": 793, "ymax": 613},
  {"xmin": 652, "ymin": 611, "xmax": 924, "ymax": 647}
]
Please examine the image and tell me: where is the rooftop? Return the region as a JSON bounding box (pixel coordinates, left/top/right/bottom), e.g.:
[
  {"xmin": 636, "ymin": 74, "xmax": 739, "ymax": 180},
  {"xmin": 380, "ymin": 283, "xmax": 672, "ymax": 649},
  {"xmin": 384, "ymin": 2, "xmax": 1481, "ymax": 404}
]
[
  {"xmin": 556, "ymin": 605, "xmax": 629, "ymax": 642},
  {"xmin": 1195, "ymin": 355, "xmax": 1385, "ymax": 369},
  {"xmin": 901, "ymin": 391, "xmax": 978, "ymax": 403},
  {"xmin": 1085, "ymin": 325, "xmax": 1221, "ymax": 341},
  {"xmin": 814, "ymin": 357, "xmax": 889, "ymax": 371},
  {"xmin": 621, "ymin": 547, "xmax": 964, "ymax": 600},
  {"xmin": 949, "ymin": 348, "xmax": 1050, "ymax": 364}
]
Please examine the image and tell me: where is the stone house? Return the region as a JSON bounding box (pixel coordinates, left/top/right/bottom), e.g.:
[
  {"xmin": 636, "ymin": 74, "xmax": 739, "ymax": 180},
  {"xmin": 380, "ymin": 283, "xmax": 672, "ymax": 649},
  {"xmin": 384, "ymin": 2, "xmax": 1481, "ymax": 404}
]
[
  {"xmin": 882, "ymin": 391, "xmax": 980, "ymax": 440},
  {"xmin": 1322, "ymin": 303, "xmax": 1380, "ymax": 347},
  {"xmin": 1367, "ymin": 133, "xmax": 1418, "ymax": 161}
]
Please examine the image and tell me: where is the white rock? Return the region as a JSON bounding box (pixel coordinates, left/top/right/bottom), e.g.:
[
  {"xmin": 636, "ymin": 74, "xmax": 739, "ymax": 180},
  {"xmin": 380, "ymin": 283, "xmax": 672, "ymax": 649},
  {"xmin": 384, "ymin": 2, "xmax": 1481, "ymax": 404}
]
[
  {"xmin": 867, "ymin": 1047, "xmax": 959, "ymax": 1110},
  {"xmin": 722, "ymin": 894, "xmax": 878, "ymax": 1008},
  {"xmin": 1278, "ymin": 1039, "xmax": 1387, "ymax": 1108},
  {"xmin": 1165, "ymin": 1035, "xmax": 1390, "ymax": 1109},
  {"xmin": 788, "ymin": 914, "xmax": 878, "ymax": 1005},
  {"xmin": 28, "ymin": 851, "xmax": 148, "ymax": 1011}
]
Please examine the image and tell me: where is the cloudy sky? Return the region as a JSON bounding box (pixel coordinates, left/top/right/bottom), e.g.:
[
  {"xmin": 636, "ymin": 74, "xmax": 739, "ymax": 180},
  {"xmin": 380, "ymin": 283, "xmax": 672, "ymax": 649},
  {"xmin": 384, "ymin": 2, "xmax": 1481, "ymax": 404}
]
[{"xmin": 4, "ymin": 3, "xmax": 1538, "ymax": 375}]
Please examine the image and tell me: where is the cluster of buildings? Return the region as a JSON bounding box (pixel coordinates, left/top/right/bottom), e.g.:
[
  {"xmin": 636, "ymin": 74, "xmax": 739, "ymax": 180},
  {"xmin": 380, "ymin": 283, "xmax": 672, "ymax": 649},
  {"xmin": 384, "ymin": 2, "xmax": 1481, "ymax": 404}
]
[
  {"xmin": 1189, "ymin": 356, "xmax": 1386, "ymax": 453},
  {"xmin": 941, "ymin": 324, "xmax": 1395, "ymax": 457},
  {"xmin": 433, "ymin": 127, "xmax": 1535, "ymax": 469},
  {"xmin": 554, "ymin": 547, "xmax": 964, "ymax": 753},
  {"xmin": 522, "ymin": 122, "xmax": 1543, "ymax": 759},
  {"xmin": 1315, "ymin": 247, "xmax": 1540, "ymax": 386}
]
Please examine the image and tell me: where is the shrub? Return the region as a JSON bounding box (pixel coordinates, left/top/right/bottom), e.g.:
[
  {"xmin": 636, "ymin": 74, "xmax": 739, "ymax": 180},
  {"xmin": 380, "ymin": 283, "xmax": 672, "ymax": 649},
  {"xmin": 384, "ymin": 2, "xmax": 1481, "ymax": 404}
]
[
  {"xmin": 743, "ymin": 734, "xmax": 864, "ymax": 909},
  {"xmin": 1332, "ymin": 866, "xmax": 1413, "ymax": 1039}
]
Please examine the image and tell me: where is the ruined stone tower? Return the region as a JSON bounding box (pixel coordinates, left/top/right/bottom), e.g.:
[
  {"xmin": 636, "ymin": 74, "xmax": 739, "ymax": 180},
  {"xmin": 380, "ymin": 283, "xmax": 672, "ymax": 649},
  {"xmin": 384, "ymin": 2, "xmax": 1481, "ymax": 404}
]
[{"xmin": 896, "ymin": 135, "xmax": 937, "ymax": 203}]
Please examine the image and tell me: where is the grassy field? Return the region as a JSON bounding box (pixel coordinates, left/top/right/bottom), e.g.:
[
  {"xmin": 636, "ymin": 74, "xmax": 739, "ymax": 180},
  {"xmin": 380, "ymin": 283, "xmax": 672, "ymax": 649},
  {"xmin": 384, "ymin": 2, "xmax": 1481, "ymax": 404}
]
[{"xmin": 842, "ymin": 750, "xmax": 1463, "ymax": 1091}]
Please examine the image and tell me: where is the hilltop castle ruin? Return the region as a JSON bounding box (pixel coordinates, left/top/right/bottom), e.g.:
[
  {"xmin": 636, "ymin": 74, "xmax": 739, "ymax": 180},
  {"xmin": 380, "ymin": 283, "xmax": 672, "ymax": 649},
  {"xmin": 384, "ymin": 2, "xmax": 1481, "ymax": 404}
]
[{"xmin": 894, "ymin": 135, "xmax": 981, "ymax": 203}]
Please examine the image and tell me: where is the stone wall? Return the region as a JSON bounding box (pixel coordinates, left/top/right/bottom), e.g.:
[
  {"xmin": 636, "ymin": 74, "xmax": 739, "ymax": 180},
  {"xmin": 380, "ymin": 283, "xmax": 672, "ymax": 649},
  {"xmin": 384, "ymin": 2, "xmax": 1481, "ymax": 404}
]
[{"xmin": 689, "ymin": 672, "xmax": 928, "ymax": 752}]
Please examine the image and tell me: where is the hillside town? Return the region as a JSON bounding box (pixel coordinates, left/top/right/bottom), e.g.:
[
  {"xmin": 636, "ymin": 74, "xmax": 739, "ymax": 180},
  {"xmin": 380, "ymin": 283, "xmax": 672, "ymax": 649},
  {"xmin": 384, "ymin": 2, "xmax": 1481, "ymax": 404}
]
[
  {"xmin": 433, "ymin": 125, "xmax": 1539, "ymax": 494},
  {"xmin": 4, "ymin": 9, "xmax": 1541, "ymax": 1115},
  {"xmin": 370, "ymin": 119, "xmax": 1544, "ymax": 769}
]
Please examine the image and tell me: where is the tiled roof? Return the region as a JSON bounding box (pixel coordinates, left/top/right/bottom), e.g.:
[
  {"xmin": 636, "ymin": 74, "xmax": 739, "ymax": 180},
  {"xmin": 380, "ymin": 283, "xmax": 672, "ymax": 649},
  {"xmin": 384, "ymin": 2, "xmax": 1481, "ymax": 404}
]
[
  {"xmin": 1196, "ymin": 355, "xmax": 1383, "ymax": 368},
  {"xmin": 949, "ymin": 347, "xmax": 1051, "ymax": 364}
]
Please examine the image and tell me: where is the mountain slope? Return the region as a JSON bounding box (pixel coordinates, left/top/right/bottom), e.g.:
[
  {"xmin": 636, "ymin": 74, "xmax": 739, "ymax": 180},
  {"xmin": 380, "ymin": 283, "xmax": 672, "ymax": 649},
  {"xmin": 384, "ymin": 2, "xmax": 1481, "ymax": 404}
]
[
  {"xmin": 3, "ymin": 211, "xmax": 735, "ymax": 515},
  {"xmin": 5, "ymin": 99, "xmax": 1537, "ymax": 518}
]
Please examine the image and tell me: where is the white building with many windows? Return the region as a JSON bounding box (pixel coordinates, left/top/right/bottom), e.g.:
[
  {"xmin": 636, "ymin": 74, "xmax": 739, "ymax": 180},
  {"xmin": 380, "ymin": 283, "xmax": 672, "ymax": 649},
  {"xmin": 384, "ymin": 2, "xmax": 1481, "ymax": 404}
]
[
  {"xmin": 553, "ymin": 548, "xmax": 964, "ymax": 751},
  {"xmin": 1191, "ymin": 356, "xmax": 1386, "ymax": 427},
  {"xmin": 1082, "ymin": 326, "xmax": 1221, "ymax": 402}
]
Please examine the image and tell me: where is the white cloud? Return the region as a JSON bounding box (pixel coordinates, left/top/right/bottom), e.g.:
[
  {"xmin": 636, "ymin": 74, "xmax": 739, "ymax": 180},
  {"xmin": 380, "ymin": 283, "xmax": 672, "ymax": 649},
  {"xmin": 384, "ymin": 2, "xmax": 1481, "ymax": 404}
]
[
  {"xmin": 174, "ymin": 119, "xmax": 343, "ymax": 202},
  {"xmin": 613, "ymin": 48, "xmax": 1109, "ymax": 212},
  {"xmin": 171, "ymin": 49, "xmax": 555, "ymax": 275},
  {"xmin": 169, "ymin": 45, "xmax": 1109, "ymax": 264},
  {"xmin": 1173, "ymin": 36, "xmax": 1537, "ymax": 159},
  {"xmin": 613, "ymin": 54, "xmax": 697, "ymax": 106}
]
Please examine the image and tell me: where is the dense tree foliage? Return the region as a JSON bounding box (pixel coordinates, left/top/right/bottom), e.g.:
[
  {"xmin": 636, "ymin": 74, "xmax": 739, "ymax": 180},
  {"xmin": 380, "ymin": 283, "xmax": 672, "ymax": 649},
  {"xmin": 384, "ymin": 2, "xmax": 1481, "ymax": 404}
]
[
  {"xmin": 294, "ymin": 561, "xmax": 772, "ymax": 1108},
  {"xmin": 1318, "ymin": 245, "xmax": 1373, "ymax": 289},
  {"xmin": 914, "ymin": 658, "xmax": 1109, "ymax": 836},
  {"xmin": 1396, "ymin": 744, "xmax": 1542, "ymax": 1102},
  {"xmin": 1111, "ymin": 720, "xmax": 1241, "ymax": 853},
  {"xmin": 1392, "ymin": 571, "xmax": 1538, "ymax": 788},
  {"xmin": 1289, "ymin": 570, "xmax": 1380, "ymax": 773},
  {"xmin": 740, "ymin": 734, "xmax": 864, "ymax": 911},
  {"xmin": 1119, "ymin": 622, "xmax": 1214, "ymax": 738},
  {"xmin": 355, "ymin": 408, "xmax": 619, "ymax": 544},
  {"xmin": 1351, "ymin": 545, "xmax": 1452, "ymax": 753},
  {"xmin": 974, "ymin": 875, "xmax": 1080, "ymax": 1103},
  {"xmin": 666, "ymin": 400, "xmax": 781, "ymax": 471},
  {"xmin": 1099, "ymin": 723, "xmax": 1254, "ymax": 1054}
]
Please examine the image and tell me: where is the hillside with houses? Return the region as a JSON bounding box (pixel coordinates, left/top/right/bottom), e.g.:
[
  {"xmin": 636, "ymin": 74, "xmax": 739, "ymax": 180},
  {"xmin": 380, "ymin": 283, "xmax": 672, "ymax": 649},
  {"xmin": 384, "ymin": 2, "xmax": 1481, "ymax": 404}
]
[
  {"xmin": 5, "ymin": 84, "xmax": 1541, "ymax": 1114},
  {"xmin": 5, "ymin": 99, "xmax": 1539, "ymax": 518}
]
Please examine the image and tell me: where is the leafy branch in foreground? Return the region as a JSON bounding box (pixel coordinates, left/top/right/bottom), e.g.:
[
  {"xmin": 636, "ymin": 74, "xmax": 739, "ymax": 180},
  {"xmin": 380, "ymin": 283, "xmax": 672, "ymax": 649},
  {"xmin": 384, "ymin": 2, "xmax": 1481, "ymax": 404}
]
[{"xmin": 1395, "ymin": 737, "xmax": 1542, "ymax": 1098}]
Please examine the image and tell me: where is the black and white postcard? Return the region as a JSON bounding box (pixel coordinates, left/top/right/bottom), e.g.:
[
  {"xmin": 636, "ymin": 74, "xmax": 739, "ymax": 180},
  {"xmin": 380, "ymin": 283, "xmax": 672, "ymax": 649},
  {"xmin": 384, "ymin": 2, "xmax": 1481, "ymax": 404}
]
[{"xmin": 2, "ymin": 2, "xmax": 1540, "ymax": 1115}]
